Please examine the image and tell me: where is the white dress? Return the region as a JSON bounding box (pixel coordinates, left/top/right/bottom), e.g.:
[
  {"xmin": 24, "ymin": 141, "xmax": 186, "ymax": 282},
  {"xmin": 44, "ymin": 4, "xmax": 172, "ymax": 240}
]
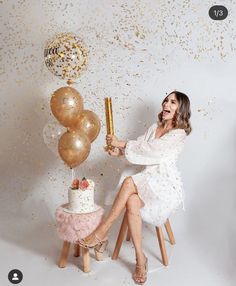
[{"xmin": 125, "ymin": 123, "xmax": 187, "ymax": 226}]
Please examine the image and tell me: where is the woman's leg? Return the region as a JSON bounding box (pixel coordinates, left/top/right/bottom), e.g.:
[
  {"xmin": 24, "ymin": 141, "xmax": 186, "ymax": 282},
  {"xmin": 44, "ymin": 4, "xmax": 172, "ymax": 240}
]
[
  {"xmin": 126, "ymin": 194, "xmax": 145, "ymax": 263},
  {"xmin": 126, "ymin": 194, "xmax": 148, "ymax": 284},
  {"xmin": 83, "ymin": 177, "xmax": 137, "ymax": 243}
]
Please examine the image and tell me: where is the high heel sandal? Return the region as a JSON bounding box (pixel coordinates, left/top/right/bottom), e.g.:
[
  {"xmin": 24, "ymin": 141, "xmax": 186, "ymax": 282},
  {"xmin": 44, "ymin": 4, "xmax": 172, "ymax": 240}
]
[
  {"xmin": 77, "ymin": 233, "xmax": 108, "ymax": 253},
  {"xmin": 94, "ymin": 239, "xmax": 108, "ymax": 253},
  {"xmin": 132, "ymin": 256, "xmax": 148, "ymax": 285}
]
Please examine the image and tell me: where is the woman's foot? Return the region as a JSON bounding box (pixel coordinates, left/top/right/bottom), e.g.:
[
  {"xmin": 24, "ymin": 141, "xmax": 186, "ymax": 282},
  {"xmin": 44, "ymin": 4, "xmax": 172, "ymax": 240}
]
[
  {"xmin": 77, "ymin": 231, "xmax": 108, "ymax": 253},
  {"xmin": 81, "ymin": 229, "xmax": 107, "ymax": 245},
  {"xmin": 132, "ymin": 255, "xmax": 148, "ymax": 285}
]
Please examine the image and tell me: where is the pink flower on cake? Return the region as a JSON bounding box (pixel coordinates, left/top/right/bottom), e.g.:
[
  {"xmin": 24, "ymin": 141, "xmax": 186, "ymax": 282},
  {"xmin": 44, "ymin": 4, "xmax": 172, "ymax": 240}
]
[
  {"xmin": 71, "ymin": 178, "xmax": 79, "ymax": 189},
  {"xmin": 80, "ymin": 177, "xmax": 89, "ymax": 190}
]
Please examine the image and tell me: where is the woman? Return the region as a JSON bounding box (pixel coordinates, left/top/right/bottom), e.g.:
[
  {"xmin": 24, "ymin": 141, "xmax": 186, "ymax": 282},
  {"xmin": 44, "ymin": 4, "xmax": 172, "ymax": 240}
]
[{"xmin": 78, "ymin": 91, "xmax": 192, "ymax": 284}]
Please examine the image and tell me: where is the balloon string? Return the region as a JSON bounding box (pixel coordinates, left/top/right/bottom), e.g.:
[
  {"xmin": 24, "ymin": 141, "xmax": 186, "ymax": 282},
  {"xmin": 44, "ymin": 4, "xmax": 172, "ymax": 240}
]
[{"xmin": 71, "ymin": 168, "xmax": 75, "ymax": 181}]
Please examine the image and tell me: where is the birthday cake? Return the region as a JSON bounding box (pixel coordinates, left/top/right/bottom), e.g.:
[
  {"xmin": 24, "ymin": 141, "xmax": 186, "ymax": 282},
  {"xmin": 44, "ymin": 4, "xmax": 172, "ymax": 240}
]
[{"xmin": 68, "ymin": 177, "xmax": 95, "ymax": 213}]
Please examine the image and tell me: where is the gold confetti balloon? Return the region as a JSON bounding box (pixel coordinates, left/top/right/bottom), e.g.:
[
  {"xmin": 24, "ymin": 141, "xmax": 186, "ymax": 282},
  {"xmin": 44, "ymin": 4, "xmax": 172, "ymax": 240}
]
[
  {"xmin": 58, "ymin": 130, "xmax": 91, "ymax": 168},
  {"xmin": 50, "ymin": 86, "xmax": 83, "ymax": 127},
  {"xmin": 44, "ymin": 32, "xmax": 88, "ymax": 80},
  {"xmin": 72, "ymin": 110, "xmax": 101, "ymax": 142}
]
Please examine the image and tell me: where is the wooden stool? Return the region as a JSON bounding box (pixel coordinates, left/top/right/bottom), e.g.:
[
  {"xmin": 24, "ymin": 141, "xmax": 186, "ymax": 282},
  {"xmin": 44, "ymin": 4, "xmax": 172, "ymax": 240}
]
[
  {"xmin": 112, "ymin": 211, "xmax": 176, "ymax": 266},
  {"xmin": 58, "ymin": 241, "xmax": 102, "ymax": 273}
]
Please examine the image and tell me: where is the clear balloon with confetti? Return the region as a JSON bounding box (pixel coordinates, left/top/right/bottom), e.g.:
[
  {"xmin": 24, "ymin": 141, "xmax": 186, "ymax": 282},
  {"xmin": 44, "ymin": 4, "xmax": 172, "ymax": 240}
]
[
  {"xmin": 43, "ymin": 120, "xmax": 67, "ymax": 155},
  {"xmin": 44, "ymin": 32, "xmax": 88, "ymax": 80}
]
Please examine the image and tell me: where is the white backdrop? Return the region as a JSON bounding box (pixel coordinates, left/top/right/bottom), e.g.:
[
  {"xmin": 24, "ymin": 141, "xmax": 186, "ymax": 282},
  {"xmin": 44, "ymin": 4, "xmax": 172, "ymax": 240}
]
[{"xmin": 0, "ymin": 1, "xmax": 236, "ymax": 285}]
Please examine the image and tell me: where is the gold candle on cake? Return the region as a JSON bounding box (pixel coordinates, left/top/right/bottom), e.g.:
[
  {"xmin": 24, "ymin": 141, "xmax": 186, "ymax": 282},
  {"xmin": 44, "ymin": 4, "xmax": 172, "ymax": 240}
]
[{"xmin": 104, "ymin": 97, "xmax": 114, "ymax": 151}]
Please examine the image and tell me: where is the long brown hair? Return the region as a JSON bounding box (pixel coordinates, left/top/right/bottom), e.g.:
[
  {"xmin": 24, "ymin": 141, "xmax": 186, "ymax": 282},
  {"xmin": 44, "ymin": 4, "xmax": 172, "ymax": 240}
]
[{"xmin": 157, "ymin": 91, "xmax": 192, "ymax": 135}]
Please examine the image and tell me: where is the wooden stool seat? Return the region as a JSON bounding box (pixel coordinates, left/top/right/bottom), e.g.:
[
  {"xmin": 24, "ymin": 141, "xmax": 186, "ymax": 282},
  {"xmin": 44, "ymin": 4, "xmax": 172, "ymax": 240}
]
[{"xmin": 112, "ymin": 211, "xmax": 176, "ymax": 266}]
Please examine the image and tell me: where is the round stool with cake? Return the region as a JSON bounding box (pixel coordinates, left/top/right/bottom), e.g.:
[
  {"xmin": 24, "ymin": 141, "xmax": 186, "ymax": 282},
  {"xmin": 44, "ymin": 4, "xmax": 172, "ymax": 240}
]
[{"xmin": 55, "ymin": 177, "xmax": 104, "ymax": 273}]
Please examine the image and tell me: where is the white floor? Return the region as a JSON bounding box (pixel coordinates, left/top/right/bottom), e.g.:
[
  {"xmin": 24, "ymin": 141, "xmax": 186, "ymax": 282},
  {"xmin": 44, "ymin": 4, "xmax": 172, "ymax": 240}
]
[{"xmin": 0, "ymin": 208, "xmax": 235, "ymax": 286}]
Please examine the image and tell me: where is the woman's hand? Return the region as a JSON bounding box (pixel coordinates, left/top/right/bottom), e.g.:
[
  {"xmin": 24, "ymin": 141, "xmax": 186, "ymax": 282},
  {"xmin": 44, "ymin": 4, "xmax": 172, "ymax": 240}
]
[
  {"xmin": 106, "ymin": 134, "xmax": 120, "ymax": 148},
  {"xmin": 106, "ymin": 134, "xmax": 126, "ymax": 148},
  {"xmin": 108, "ymin": 147, "xmax": 120, "ymax": 157}
]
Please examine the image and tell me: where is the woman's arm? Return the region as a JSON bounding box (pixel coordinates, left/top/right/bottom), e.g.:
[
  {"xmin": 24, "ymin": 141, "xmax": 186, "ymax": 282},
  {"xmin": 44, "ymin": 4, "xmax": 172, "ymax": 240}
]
[
  {"xmin": 125, "ymin": 129, "xmax": 186, "ymax": 165},
  {"xmin": 106, "ymin": 123, "xmax": 156, "ymax": 157}
]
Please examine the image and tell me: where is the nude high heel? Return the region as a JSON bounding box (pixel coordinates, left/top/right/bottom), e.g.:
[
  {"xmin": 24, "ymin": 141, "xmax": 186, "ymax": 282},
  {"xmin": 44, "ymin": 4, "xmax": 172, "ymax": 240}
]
[
  {"xmin": 94, "ymin": 239, "xmax": 109, "ymax": 253},
  {"xmin": 132, "ymin": 256, "xmax": 148, "ymax": 285},
  {"xmin": 78, "ymin": 233, "xmax": 108, "ymax": 253}
]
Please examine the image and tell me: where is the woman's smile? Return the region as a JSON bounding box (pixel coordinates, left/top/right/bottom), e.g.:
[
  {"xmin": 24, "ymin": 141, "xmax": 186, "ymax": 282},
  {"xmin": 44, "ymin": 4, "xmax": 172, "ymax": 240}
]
[
  {"xmin": 162, "ymin": 93, "xmax": 179, "ymax": 120},
  {"xmin": 162, "ymin": 109, "xmax": 171, "ymax": 117}
]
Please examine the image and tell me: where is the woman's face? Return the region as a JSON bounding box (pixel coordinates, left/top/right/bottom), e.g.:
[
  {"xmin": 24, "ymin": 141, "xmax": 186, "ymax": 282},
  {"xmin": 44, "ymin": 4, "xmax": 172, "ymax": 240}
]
[{"xmin": 162, "ymin": 93, "xmax": 179, "ymax": 121}]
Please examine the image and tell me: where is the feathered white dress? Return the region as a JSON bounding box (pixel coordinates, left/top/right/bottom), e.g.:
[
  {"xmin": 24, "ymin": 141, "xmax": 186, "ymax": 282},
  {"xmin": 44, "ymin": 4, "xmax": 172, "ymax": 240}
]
[{"xmin": 124, "ymin": 123, "xmax": 187, "ymax": 226}]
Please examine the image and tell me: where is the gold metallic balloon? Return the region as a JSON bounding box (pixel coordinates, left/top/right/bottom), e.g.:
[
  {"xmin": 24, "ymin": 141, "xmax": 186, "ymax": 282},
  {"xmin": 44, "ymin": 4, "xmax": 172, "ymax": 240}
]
[
  {"xmin": 44, "ymin": 32, "xmax": 88, "ymax": 80},
  {"xmin": 50, "ymin": 86, "xmax": 83, "ymax": 127},
  {"xmin": 58, "ymin": 130, "xmax": 91, "ymax": 168},
  {"xmin": 72, "ymin": 110, "xmax": 101, "ymax": 142}
]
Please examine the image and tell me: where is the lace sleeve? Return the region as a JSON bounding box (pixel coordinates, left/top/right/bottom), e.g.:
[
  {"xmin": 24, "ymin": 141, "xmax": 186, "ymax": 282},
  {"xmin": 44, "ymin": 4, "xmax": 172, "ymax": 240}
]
[
  {"xmin": 119, "ymin": 123, "xmax": 156, "ymax": 156},
  {"xmin": 125, "ymin": 129, "xmax": 186, "ymax": 165}
]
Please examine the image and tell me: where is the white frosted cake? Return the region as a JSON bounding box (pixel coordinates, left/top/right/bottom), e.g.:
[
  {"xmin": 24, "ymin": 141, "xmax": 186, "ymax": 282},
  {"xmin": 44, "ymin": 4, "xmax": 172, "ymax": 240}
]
[{"xmin": 68, "ymin": 177, "xmax": 95, "ymax": 213}]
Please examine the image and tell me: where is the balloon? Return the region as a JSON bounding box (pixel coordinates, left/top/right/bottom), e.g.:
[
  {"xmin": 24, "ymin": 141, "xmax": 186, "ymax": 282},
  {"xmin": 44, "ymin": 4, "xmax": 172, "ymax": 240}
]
[
  {"xmin": 72, "ymin": 110, "xmax": 101, "ymax": 142},
  {"xmin": 58, "ymin": 130, "xmax": 91, "ymax": 168},
  {"xmin": 43, "ymin": 120, "xmax": 66, "ymax": 155},
  {"xmin": 44, "ymin": 32, "xmax": 88, "ymax": 80},
  {"xmin": 50, "ymin": 86, "xmax": 83, "ymax": 127}
]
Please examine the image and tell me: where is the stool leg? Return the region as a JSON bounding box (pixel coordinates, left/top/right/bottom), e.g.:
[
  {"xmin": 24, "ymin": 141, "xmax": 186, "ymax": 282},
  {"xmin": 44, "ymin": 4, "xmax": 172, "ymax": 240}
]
[
  {"xmin": 94, "ymin": 249, "xmax": 103, "ymax": 261},
  {"xmin": 112, "ymin": 212, "xmax": 128, "ymax": 260},
  {"xmin": 156, "ymin": 227, "xmax": 168, "ymax": 266},
  {"xmin": 164, "ymin": 219, "xmax": 176, "ymax": 245},
  {"xmin": 74, "ymin": 244, "xmax": 80, "ymax": 257},
  {"xmin": 58, "ymin": 241, "xmax": 71, "ymax": 268},
  {"xmin": 126, "ymin": 228, "xmax": 131, "ymax": 241},
  {"xmin": 82, "ymin": 248, "xmax": 90, "ymax": 273}
]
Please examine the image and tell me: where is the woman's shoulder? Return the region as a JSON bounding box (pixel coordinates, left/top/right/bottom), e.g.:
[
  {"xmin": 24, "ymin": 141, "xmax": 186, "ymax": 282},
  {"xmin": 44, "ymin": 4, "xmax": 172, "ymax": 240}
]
[
  {"xmin": 168, "ymin": 128, "xmax": 187, "ymax": 139},
  {"xmin": 149, "ymin": 122, "xmax": 158, "ymax": 130},
  {"xmin": 151, "ymin": 124, "xmax": 186, "ymax": 140},
  {"xmin": 155, "ymin": 124, "xmax": 186, "ymax": 136},
  {"xmin": 144, "ymin": 122, "xmax": 157, "ymax": 133},
  {"xmin": 155, "ymin": 128, "xmax": 186, "ymax": 140},
  {"xmin": 171, "ymin": 128, "xmax": 186, "ymax": 134}
]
